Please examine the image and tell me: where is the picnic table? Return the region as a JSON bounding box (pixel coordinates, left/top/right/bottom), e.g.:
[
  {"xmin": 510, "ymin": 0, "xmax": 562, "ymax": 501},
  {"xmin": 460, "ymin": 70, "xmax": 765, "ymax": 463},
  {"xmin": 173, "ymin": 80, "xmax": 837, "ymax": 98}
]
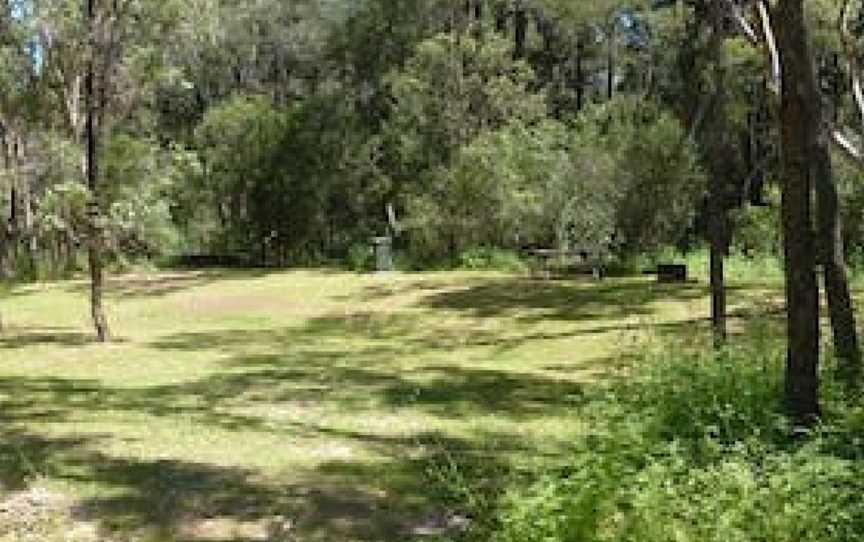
[{"xmin": 523, "ymin": 248, "xmax": 605, "ymax": 280}]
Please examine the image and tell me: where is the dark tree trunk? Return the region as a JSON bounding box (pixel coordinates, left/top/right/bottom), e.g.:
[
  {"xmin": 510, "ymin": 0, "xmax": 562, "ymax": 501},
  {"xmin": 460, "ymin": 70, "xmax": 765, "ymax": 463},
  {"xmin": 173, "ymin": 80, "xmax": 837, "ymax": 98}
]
[
  {"xmin": 750, "ymin": 78, "xmax": 772, "ymax": 206},
  {"xmin": 86, "ymin": 0, "xmax": 110, "ymax": 343},
  {"xmin": 606, "ymin": 21, "xmax": 615, "ymax": 101},
  {"xmin": 22, "ymin": 161, "xmax": 36, "ymax": 274},
  {"xmin": 775, "ymin": 0, "xmax": 821, "ymax": 423},
  {"xmin": 709, "ymin": 215, "xmax": 727, "ymax": 346},
  {"xmin": 705, "ymin": 8, "xmax": 734, "ymax": 348},
  {"xmin": 575, "ymin": 36, "xmax": 585, "ymax": 112},
  {"xmin": 513, "ymin": 2, "xmax": 527, "ymax": 59},
  {"xmin": 7, "ymin": 136, "xmax": 19, "ymax": 277},
  {"xmin": 0, "ymin": 131, "xmax": 11, "ymax": 280},
  {"xmin": 494, "ymin": 1, "xmax": 507, "ymax": 33},
  {"xmin": 814, "ymin": 140, "xmax": 862, "ymax": 382},
  {"xmin": 0, "ymin": 131, "xmax": 7, "ymax": 331}
]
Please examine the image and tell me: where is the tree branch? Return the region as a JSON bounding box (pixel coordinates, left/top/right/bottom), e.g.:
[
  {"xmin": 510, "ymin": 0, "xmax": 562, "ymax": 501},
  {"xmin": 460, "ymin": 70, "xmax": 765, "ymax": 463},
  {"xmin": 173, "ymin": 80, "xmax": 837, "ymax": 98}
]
[
  {"xmin": 832, "ymin": 129, "xmax": 864, "ymax": 162},
  {"xmin": 721, "ymin": 0, "xmax": 759, "ymax": 45},
  {"xmin": 726, "ymin": 0, "xmax": 864, "ymax": 167},
  {"xmin": 839, "ymin": 0, "xmax": 864, "ymax": 129},
  {"xmin": 756, "ymin": 0, "xmax": 781, "ymax": 90}
]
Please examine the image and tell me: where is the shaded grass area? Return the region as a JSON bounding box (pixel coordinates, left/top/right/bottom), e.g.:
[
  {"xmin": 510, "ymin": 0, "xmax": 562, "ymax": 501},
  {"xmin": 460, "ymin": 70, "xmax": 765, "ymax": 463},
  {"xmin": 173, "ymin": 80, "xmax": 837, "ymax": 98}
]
[{"xmin": 0, "ymin": 270, "xmax": 785, "ymax": 541}]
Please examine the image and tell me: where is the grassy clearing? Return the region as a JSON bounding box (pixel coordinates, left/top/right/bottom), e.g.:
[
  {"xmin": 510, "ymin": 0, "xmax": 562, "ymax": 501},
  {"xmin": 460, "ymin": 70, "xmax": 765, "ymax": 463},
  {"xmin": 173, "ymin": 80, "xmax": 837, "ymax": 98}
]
[{"xmin": 0, "ymin": 268, "xmax": 782, "ymax": 541}]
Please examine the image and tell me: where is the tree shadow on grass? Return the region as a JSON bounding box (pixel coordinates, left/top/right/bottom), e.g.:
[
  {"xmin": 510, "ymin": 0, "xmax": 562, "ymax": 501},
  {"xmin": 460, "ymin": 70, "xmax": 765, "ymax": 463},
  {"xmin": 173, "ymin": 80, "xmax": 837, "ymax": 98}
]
[
  {"xmin": 411, "ymin": 277, "xmax": 708, "ymax": 320},
  {"xmin": 56, "ymin": 269, "xmax": 277, "ymax": 299},
  {"xmin": 0, "ymin": 313, "xmax": 592, "ymax": 540},
  {"xmin": 381, "ymin": 365, "xmax": 587, "ymax": 418},
  {"xmin": 0, "ymin": 424, "xmax": 308, "ymax": 540},
  {"xmin": 0, "ymin": 344, "xmax": 588, "ymax": 438},
  {"xmin": 0, "ymin": 326, "xmax": 97, "ymax": 349},
  {"xmin": 0, "ymin": 418, "xmax": 519, "ymax": 541}
]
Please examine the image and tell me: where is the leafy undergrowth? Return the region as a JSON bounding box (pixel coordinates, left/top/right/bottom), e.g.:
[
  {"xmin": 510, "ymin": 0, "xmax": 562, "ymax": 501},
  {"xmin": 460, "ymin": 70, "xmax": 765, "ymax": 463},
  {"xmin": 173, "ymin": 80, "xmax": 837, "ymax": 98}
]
[{"xmin": 435, "ymin": 330, "xmax": 864, "ymax": 542}]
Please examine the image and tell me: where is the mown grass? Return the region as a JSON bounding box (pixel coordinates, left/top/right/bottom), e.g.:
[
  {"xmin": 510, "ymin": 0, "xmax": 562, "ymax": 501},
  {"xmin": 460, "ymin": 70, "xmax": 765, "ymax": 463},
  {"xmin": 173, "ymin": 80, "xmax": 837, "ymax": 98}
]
[{"xmin": 0, "ymin": 267, "xmax": 786, "ymax": 541}]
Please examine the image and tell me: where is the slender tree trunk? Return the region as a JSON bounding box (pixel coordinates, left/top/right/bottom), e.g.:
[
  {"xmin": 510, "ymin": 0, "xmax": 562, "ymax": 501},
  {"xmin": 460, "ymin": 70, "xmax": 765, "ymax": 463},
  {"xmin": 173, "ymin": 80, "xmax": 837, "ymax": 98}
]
[
  {"xmin": 86, "ymin": 0, "xmax": 109, "ymax": 343},
  {"xmin": 538, "ymin": 18, "xmax": 554, "ymax": 85},
  {"xmin": 705, "ymin": 9, "xmax": 733, "ymax": 348},
  {"xmin": 9, "ymin": 135, "xmax": 20, "ymax": 276},
  {"xmin": 513, "ymin": 1, "xmax": 526, "ymax": 59},
  {"xmin": 0, "ymin": 131, "xmax": 10, "ymax": 280},
  {"xmin": 606, "ymin": 21, "xmax": 615, "ymax": 101},
  {"xmin": 21, "ymin": 147, "xmax": 36, "ymax": 275},
  {"xmin": 494, "ymin": 1, "xmax": 507, "ymax": 33},
  {"xmin": 709, "ymin": 216, "xmax": 727, "ymax": 346},
  {"xmin": 775, "ymin": 0, "xmax": 821, "ymax": 423},
  {"xmin": 0, "ymin": 131, "xmax": 7, "ymax": 332},
  {"xmin": 708, "ymin": 114, "xmax": 729, "ymax": 347},
  {"xmin": 575, "ymin": 35, "xmax": 585, "ymax": 112},
  {"xmin": 814, "ymin": 140, "xmax": 862, "ymax": 381}
]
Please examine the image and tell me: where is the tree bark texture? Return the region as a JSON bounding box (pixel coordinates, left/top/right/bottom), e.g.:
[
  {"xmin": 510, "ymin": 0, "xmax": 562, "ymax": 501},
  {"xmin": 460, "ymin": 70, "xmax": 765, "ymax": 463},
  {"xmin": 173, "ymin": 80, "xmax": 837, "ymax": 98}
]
[
  {"xmin": 86, "ymin": 0, "xmax": 110, "ymax": 343},
  {"xmin": 751, "ymin": 0, "xmax": 860, "ymax": 384},
  {"xmin": 811, "ymin": 135, "xmax": 861, "ymax": 385},
  {"xmin": 707, "ymin": 14, "xmax": 731, "ymax": 348},
  {"xmin": 0, "ymin": 131, "xmax": 11, "ymax": 280},
  {"xmin": 513, "ymin": 1, "xmax": 527, "ymax": 59},
  {"xmin": 775, "ymin": 0, "xmax": 821, "ymax": 422}
]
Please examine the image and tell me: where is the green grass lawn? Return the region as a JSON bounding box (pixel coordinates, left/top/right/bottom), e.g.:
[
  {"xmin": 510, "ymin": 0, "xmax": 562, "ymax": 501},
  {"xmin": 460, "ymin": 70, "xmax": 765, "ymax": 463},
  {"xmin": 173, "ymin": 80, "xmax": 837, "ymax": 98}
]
[{"xmin": 0, "ymin": 268, "xmax": 782, "ymax": 541}]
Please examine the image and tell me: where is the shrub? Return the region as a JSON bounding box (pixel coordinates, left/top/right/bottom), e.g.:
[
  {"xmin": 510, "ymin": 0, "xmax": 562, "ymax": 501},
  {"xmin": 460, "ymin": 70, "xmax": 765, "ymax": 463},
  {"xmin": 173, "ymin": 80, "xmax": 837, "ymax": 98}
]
[
  {"xmin": 443, "ymin": 334, "xmax": 864, "ymax": 542},
  {"xmin": 458, "ymin": 247, "xmax": 526, "ymax": 272},
  {"xmin": 729, "ymin": 187, "xmax": 782, "ymax": 257},
  {"xmin": 346, "ymin": 243, "xmax": 375, "ymax": 272}
]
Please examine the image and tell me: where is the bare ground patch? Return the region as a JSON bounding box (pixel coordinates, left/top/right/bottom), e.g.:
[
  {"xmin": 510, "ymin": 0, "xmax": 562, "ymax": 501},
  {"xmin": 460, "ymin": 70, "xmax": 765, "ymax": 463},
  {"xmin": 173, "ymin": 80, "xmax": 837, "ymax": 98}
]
[{"xmin": 0, "ymin": 486, "xmax": 97, "ymax": 542}]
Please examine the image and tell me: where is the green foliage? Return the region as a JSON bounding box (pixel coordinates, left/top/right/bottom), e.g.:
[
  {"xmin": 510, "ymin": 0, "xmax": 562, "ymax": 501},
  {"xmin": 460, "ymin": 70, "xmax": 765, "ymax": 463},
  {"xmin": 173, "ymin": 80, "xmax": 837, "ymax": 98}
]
[
  {"xmin": 102, "ymin": 134, "xmax": 182, "ymax": 258},
  {"xmin": 188, "ymin": 93, "xmax": 367, "ymax": 263},
  {"xmin": 729, "ymin": 189, "xmax": 782, "ymax": 257},
  {"xmin": 458, "ymin": 247, "xmax": 526, "ymax": 272},
  {"xmin": 835, "ymin": 152, "xmax": 864, "ymax": 263},
  {"xmin": 523, "ymin": 122, "xmax": 618, "ymax": 253},
  {"xmin": 577, "ymin": 97, "xmax": 707, "ymax": 254},
  {"xmin": 449, "ymin": 335, "xmax": 864, "ymax": 542},
  {"xmin": 37, "ymin": 181, "xmax": 90, "ymax": 245},
  {"xmin": 406, "ymin": 95, "xmax": 703, "ymax": 262},
  {"xmin": 405, "ymin": 120, "xmax": 600, "ymax": 258},
  {"xmin": 192, "ymin": 95, "xmax": 295, "ymax": 256},
  {"xmin": 5, "ymin": 0, "xmax": 754, "ymax": 272},
  {"xmin": 346, "ymin": 243, "xmax": 374, "ymax": 272},
  {"xmin": 538, "ymin": 0, "xmax": 645, "ymax": 24},
  {"xmin": 494, "ymin": 441, "xmax": 864, "ymax": 542},
  {"xmin": 384, "ymin": 32, "xmax": 547, "ymax": 199}
]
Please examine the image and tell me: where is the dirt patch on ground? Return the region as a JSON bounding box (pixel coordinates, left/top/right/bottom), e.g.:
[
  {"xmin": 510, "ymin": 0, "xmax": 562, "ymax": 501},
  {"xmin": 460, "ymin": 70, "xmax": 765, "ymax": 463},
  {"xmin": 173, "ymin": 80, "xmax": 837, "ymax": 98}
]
[
  {"xmin": 0, "ymin": 486, "xmax": 296, "ymax": 542},
  {"xmin": 60, "ymin": 271, "xmax": 218, "ymax": 298},
  {"xmin": 177, "ymin": 515, "xmax": 293, "ymax": 541},
  {"xmin": 0, "ymin": 487, "xmax": 97, "ymax": 542}
]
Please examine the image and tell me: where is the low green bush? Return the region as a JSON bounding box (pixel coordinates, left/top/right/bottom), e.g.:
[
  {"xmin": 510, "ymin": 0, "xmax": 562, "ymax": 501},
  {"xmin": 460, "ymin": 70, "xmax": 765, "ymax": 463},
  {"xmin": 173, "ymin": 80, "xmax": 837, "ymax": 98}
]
[
  {"xmin": 436, "ymin": 334, "xmax": 864, "ymax": 542},
  {"xmin": 346, "ymin": 243, "xmax": 374, "ymax": 272},
  {"xmin": 458, "ymin": 247, "xmax": 526, "ymax": 272},
  {"xmin": 729, "ymin": 187, "xmax": 782, "ymax": 258}
]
